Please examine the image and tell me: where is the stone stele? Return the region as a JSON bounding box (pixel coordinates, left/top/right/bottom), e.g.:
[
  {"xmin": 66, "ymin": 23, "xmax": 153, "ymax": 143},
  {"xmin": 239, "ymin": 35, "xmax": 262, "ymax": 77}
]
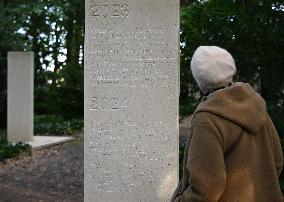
[
  {"xmin": 84, "ymin": 1, "xmax": 179, "ymax": 201},
  {"xmin": 7, "ymin": 52, "xmax": 34, "ymax": 142}
]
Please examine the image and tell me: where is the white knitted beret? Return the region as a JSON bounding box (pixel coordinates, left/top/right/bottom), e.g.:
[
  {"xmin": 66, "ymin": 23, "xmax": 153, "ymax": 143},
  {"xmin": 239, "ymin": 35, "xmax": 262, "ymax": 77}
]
[{"xmin": 190, "ymin": 46, "xmax": 236, "ymax": 93}]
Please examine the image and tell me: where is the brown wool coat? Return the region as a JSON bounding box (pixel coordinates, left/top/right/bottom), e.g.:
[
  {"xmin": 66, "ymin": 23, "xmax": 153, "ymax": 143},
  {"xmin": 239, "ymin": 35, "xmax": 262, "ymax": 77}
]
[{"xmin": 172, "ymin": 83, "xmax": 283, "ymax": 202}]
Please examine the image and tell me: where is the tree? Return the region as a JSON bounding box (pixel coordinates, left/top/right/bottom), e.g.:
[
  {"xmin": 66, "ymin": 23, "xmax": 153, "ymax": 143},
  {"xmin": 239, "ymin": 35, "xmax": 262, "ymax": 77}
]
[
  {"xmin": 0, "ymin": 0, "xmax": 85, "ymax": 128},
  {"xmin": 180, "ymin": 0, "xmax": 284, "ymax": 131},
  {"xmin": 0, "ymin": 0, "xmax": 29, "ymax": 128}
]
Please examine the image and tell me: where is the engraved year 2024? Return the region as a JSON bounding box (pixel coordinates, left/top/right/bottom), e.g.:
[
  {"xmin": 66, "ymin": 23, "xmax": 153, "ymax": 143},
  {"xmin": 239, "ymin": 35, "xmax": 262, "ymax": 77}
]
[
  {"xmin": 90, "ymin": 4, "xmax": 129, "ymax": 17},
  {"xmin": 90, "ymin": 97, "xmax": 127, "ymax": 110}
]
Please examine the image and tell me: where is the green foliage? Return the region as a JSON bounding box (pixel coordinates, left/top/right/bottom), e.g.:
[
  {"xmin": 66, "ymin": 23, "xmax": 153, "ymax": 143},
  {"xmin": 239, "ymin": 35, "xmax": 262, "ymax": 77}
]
[
  {"xmin": 180, "ymin": 0, "xmax": 284, "ymax": 132},
  {"xmin": 180, "ymin": 96, "xmax": 199, "ymax": 118},
  {"xmin": 0, "ymin": 136, "xmax": 31, "ymax": 161},
  {"xmin": 0, "ymin": 0, "xmax": 28, "ymax": 128},
  {"xmin": 0, "ymin": 0, "xmax": 85, "ymax": 127},
  {"xmin": 34, "ymin": 115, "xmax": 83, "ymax": 135}
]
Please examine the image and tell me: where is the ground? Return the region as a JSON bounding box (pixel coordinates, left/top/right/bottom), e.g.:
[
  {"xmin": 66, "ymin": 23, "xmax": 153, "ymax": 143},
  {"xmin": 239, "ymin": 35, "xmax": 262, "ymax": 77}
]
[
  {"xmin": 0, "ymin": 135, "xmax": 84, "ymax": 202},
  {"xmin": 0, "ymin": 118, "xmax": 191, "ymax": 202}
]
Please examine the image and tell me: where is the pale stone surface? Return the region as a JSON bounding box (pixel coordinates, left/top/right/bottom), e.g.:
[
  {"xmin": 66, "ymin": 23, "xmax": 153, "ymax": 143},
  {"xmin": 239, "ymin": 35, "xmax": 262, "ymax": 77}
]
[
  {"xmin": 27, "ymin": 136, "xmax": 74, "ymax": 149},
  {"xmin": 84, "ymin": 1, "xmax": 179, "ymax": 201},
  {"xmin": 8, "ymin": 52, "xmax": 34, "ymax": 142}
]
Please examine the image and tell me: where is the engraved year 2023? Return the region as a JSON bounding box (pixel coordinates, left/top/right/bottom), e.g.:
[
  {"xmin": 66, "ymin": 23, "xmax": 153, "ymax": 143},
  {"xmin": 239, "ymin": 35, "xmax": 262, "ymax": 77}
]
[{"xmin": 90, "ymin": 4, "xmax": 129, "ymax": 17}]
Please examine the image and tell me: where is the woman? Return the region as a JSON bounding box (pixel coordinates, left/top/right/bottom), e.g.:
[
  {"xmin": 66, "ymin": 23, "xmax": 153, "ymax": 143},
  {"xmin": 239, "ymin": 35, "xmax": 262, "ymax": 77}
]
[{"xmin": 172, "ymin": 46, "xmax": 283, "ymax": 202}]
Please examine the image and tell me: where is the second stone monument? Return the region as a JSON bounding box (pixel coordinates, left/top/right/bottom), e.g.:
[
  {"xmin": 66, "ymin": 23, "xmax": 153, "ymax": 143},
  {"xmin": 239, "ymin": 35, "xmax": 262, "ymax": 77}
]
[
  {"xmin": 8, "ymin": 52, "xmax": 34, "ymax": 143},
  {"xmin": 84, "ymin": 1, "xmax": 180, "ymax": 201}
]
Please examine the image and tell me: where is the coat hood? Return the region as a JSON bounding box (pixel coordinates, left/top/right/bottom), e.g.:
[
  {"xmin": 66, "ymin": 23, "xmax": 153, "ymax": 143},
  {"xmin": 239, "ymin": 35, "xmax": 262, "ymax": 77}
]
[{"xmin": 195, "ymin": 83, "xmax": 267, "ymax": 133}]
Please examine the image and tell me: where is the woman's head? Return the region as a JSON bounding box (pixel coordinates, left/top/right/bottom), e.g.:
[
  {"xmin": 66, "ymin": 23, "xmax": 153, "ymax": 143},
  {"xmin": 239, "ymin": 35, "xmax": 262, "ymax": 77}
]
[{"xmin": 190, "ymin": 46, "xmax": 236, "ymax": 94}]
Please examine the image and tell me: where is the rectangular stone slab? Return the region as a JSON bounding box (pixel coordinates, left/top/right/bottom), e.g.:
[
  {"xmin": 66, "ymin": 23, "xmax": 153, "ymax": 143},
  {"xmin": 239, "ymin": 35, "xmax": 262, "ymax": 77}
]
[
  {"xmin": 8, "ymin": 52, "xmax": 34, "ymax": 142},
  {"xmin": 84, "ymin": 1, "xmax": 179, "ymax": 201}
]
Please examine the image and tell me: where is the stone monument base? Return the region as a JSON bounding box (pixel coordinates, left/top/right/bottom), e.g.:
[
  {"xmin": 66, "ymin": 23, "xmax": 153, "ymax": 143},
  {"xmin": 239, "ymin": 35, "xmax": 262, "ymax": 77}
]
[{"xmin": 27, "ymin": 136, "xmax": 74, "ymax": 149}]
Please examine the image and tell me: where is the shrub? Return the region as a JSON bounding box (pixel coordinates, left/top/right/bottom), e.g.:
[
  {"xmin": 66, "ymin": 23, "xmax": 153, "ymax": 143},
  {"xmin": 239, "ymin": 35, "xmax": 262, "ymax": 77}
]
[
  {"xmin": 34, "ymin": 115, "xmax": 83, "ymax": 135},
  {"xmin": 0, "ymin": 135, "xmax": 31, "ymax": 161}
]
